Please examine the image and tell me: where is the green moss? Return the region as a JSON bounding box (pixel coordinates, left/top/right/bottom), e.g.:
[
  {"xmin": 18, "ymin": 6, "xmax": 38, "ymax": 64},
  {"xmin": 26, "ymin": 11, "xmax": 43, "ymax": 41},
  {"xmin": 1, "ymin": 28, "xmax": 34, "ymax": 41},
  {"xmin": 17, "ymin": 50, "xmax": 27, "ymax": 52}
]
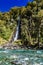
[{"xmin": 13, "ymin": 40, "xmax": 22, "ymax": 46}]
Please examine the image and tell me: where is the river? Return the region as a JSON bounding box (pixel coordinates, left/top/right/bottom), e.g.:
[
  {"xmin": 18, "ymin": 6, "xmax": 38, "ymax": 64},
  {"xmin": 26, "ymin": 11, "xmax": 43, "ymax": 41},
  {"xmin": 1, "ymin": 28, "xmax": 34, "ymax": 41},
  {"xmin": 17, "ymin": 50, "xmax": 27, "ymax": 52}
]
[{"xmin": 0, "ymin": 49, "xmax": 43, "ymax": 65}]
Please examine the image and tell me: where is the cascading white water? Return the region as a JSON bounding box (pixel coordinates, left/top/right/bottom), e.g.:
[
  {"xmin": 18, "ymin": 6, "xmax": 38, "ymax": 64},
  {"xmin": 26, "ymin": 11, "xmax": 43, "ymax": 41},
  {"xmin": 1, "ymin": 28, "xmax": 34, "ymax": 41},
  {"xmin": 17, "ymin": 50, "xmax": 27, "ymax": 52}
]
[
  {"xmin": 14, "ymin": 16, "xmax": 20, "ymax": 41},
  {"xmin": 14, "ymin": 26, "xmax": 19, "ymax": 41}
]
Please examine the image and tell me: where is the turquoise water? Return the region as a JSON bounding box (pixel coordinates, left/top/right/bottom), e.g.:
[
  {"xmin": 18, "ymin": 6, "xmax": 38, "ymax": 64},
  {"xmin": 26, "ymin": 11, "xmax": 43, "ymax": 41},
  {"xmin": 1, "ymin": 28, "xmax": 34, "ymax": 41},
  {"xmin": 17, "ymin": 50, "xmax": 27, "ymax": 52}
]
[{"xmin": 0, "ymin": 49, "xmax": 43, "ymax": 65}]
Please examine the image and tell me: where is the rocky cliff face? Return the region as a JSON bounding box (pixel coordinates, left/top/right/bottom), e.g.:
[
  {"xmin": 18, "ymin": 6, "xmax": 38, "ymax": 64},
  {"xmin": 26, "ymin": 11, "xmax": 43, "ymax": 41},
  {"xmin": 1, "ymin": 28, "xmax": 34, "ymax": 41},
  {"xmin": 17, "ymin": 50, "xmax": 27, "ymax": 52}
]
[{"xmin": 0, "ymin": 0, "xmax": 43, "ymax": 49}]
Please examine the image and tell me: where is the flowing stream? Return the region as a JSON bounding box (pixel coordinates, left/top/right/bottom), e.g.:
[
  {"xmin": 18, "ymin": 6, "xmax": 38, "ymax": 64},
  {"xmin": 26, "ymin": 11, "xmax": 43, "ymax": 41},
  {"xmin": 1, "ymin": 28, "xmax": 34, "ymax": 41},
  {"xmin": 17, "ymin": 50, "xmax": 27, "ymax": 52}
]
[{"xmin": 0, "ymin": 49, "xmax": 43, "ymax": 65}]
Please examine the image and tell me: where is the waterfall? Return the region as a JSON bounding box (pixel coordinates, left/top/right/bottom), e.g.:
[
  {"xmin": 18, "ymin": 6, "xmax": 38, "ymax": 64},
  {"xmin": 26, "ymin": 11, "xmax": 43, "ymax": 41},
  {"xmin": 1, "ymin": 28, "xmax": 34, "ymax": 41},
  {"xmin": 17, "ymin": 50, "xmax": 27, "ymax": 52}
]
[
  {"xmin": 14, "ymin": 26, "xmax": 19, "ymax": 41},
  {"xmin": 14, "ymin": 16, "xmax": 20, "ymax": 41}
]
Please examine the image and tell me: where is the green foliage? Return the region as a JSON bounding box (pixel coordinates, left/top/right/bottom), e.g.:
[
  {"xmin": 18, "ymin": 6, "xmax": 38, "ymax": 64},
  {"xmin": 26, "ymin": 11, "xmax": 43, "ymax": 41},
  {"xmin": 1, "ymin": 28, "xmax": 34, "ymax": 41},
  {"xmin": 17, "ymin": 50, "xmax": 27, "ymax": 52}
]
[
  {"xmin": 0, "ymin": 0, "xmax": 43, "ymax": 48},
  {"xmin": 0, "ymin": 11, "xmax": 17, "ymax": 41},
  {"xmin": 20, "ymin": 0, "xmax": 43, "ymax": 48}
]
